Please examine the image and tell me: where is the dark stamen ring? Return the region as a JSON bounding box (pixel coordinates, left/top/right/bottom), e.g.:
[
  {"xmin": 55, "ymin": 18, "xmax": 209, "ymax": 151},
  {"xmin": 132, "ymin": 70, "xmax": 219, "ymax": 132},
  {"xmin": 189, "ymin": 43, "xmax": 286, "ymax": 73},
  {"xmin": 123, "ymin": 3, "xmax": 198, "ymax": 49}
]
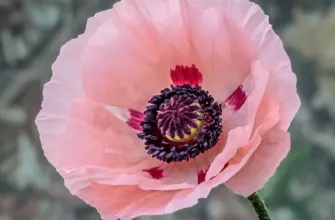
[{"xmin": 137, "ymin": 84, "xmax": 222, "ymax": 163}]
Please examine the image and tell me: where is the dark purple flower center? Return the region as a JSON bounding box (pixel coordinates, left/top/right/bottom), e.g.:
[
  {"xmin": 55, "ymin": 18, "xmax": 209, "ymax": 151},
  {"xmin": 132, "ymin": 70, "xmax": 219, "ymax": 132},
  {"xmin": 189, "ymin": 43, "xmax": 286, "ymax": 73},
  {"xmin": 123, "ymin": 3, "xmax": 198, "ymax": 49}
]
[
  {"xmin": 157, "ymin": 95, "xmax": 204, "ymax": 142},
  {"xmin": 138, "ymin": 84, "xmax": 222, "ymax": 163}
]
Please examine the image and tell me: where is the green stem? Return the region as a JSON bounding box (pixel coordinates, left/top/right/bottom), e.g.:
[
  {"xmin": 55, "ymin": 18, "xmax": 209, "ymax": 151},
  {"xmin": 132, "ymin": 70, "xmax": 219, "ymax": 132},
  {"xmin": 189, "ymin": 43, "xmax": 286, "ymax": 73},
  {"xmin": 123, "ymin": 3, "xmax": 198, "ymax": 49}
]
[{"xmin": 247, "ymin": 192, "xmax": 272, "ymax": 220}]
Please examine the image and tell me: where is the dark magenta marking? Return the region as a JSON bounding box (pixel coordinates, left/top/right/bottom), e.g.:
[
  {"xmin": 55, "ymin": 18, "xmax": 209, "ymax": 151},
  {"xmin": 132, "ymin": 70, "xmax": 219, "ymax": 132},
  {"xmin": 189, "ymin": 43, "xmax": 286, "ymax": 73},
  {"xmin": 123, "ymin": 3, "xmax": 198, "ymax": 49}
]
[
  {"xmin": 143, "ymin": 167, "xmax": 164, "ymax": 179},
  {"xmin": 127, "ymin": 109, "xmax": 145, "ymax": 131},
  {"xmin": 198, "ymin": 169, "xmax": 208, "ymax": 184},
  {"xmin": 221, "ymin": 162, "xmax": 229, "ymax": 172},
  {"xmin": 170, "ymin": 64, "xmax": 203, "ymax": 87},
  {"xmin": 224, "ymin": 86, "xmax": 247, "ymax": 111}
]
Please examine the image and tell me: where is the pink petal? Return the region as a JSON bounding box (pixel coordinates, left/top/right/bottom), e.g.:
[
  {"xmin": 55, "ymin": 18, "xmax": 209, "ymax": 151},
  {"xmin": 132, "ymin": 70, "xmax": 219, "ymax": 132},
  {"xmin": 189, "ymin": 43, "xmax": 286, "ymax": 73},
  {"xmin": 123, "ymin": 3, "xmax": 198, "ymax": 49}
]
[
  {"xmin": 82, "ymin": 0, "xmax": 198, "ymax": 110},
  {"xmin": 35, "ymin": 10, "xmax": 114, "ymax": 168},
  {"xmin": 206, "ymin": 61, "xmax": 269, "ymax": 180},
  {"xmin": 217, "ymin": 0, "xmax": 301, "ymax": 129},
  {"xmin": 58, "ymin": 100, "xmax": 148, "ymax": 170},
  {"xmin": 62, "ymin": 146, "xmax": 215, "ymax": 192},
  {"xmin": 225, "ymin": 131, "xmax": 290, "ymax": 196},
  {"xmin": 210, "ymin": 96, "xmax": 281, "ymax": 190},
  {"xmin": 242, "ymin": 4, "xmax": 300, "ymax": 130},
  {"xmin": 76, "ymin": 181, "xmax": 212, "ymax": 219},
  {"xmin": 183, "ymin": 0, "xmax": 299, "ymax": 192},
  {"xmin": 184, "ymin": 0, "xmax": 300, "ymax": 128},
  {"xmin": 81, "ymin": 17, "xmax": 169, "ymax": 109},
  {"xmin": 181, "ymin": 1, "xmax": 257, "ymax": 102}
]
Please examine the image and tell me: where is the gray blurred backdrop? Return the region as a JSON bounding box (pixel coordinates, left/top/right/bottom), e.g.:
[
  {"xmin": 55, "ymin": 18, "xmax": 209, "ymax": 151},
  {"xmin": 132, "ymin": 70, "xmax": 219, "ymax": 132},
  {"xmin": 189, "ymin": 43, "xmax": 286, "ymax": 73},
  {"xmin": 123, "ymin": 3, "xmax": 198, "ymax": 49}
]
[{"xmin": 1, "ymin": 0, "xmax": 335, "ymax": 219}]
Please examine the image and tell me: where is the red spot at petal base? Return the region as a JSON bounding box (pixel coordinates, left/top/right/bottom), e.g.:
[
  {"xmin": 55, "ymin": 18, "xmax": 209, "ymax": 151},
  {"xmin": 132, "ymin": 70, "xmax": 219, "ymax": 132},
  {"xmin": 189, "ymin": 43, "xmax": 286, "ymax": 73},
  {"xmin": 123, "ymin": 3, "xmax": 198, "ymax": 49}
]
[
  {"xmin": 143, "ymin": 167, "xmax": 164, "ymax": 179},
  {"xmin": 224, "ymin": 86, "xmax": 247, "ymax": 111},
  {"xmin": 127, "ymin": 109, "xmax": 145, "ymax": 131},
  {"xmin": 198, "ymin": 169, "xmax": 208, "ymax": 184},
  {"xmin": 221, "ymin": 162, "xmax": 229, "ymax": 172},
  {"xmin": 170, "ymin": 65, "xmax": 203, "ymax": 87}
]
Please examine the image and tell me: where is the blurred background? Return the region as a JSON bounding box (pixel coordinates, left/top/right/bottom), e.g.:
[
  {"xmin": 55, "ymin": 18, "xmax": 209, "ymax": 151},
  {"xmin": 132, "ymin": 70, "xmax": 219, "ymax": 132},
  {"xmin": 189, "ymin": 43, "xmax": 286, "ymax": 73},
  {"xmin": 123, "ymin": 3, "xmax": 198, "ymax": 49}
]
[{"xmin": 0, "ymin": 0, "xmax": 335, "ymax": 219}]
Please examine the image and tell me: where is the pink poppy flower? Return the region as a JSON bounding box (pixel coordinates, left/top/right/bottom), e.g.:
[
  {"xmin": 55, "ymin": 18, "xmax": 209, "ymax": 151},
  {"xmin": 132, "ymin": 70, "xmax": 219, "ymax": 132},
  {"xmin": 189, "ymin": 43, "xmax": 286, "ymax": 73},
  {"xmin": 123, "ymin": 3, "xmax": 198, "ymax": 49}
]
[{"xmin": 36, "ymin": 0, "xmax": 300, "ymax": 219}]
